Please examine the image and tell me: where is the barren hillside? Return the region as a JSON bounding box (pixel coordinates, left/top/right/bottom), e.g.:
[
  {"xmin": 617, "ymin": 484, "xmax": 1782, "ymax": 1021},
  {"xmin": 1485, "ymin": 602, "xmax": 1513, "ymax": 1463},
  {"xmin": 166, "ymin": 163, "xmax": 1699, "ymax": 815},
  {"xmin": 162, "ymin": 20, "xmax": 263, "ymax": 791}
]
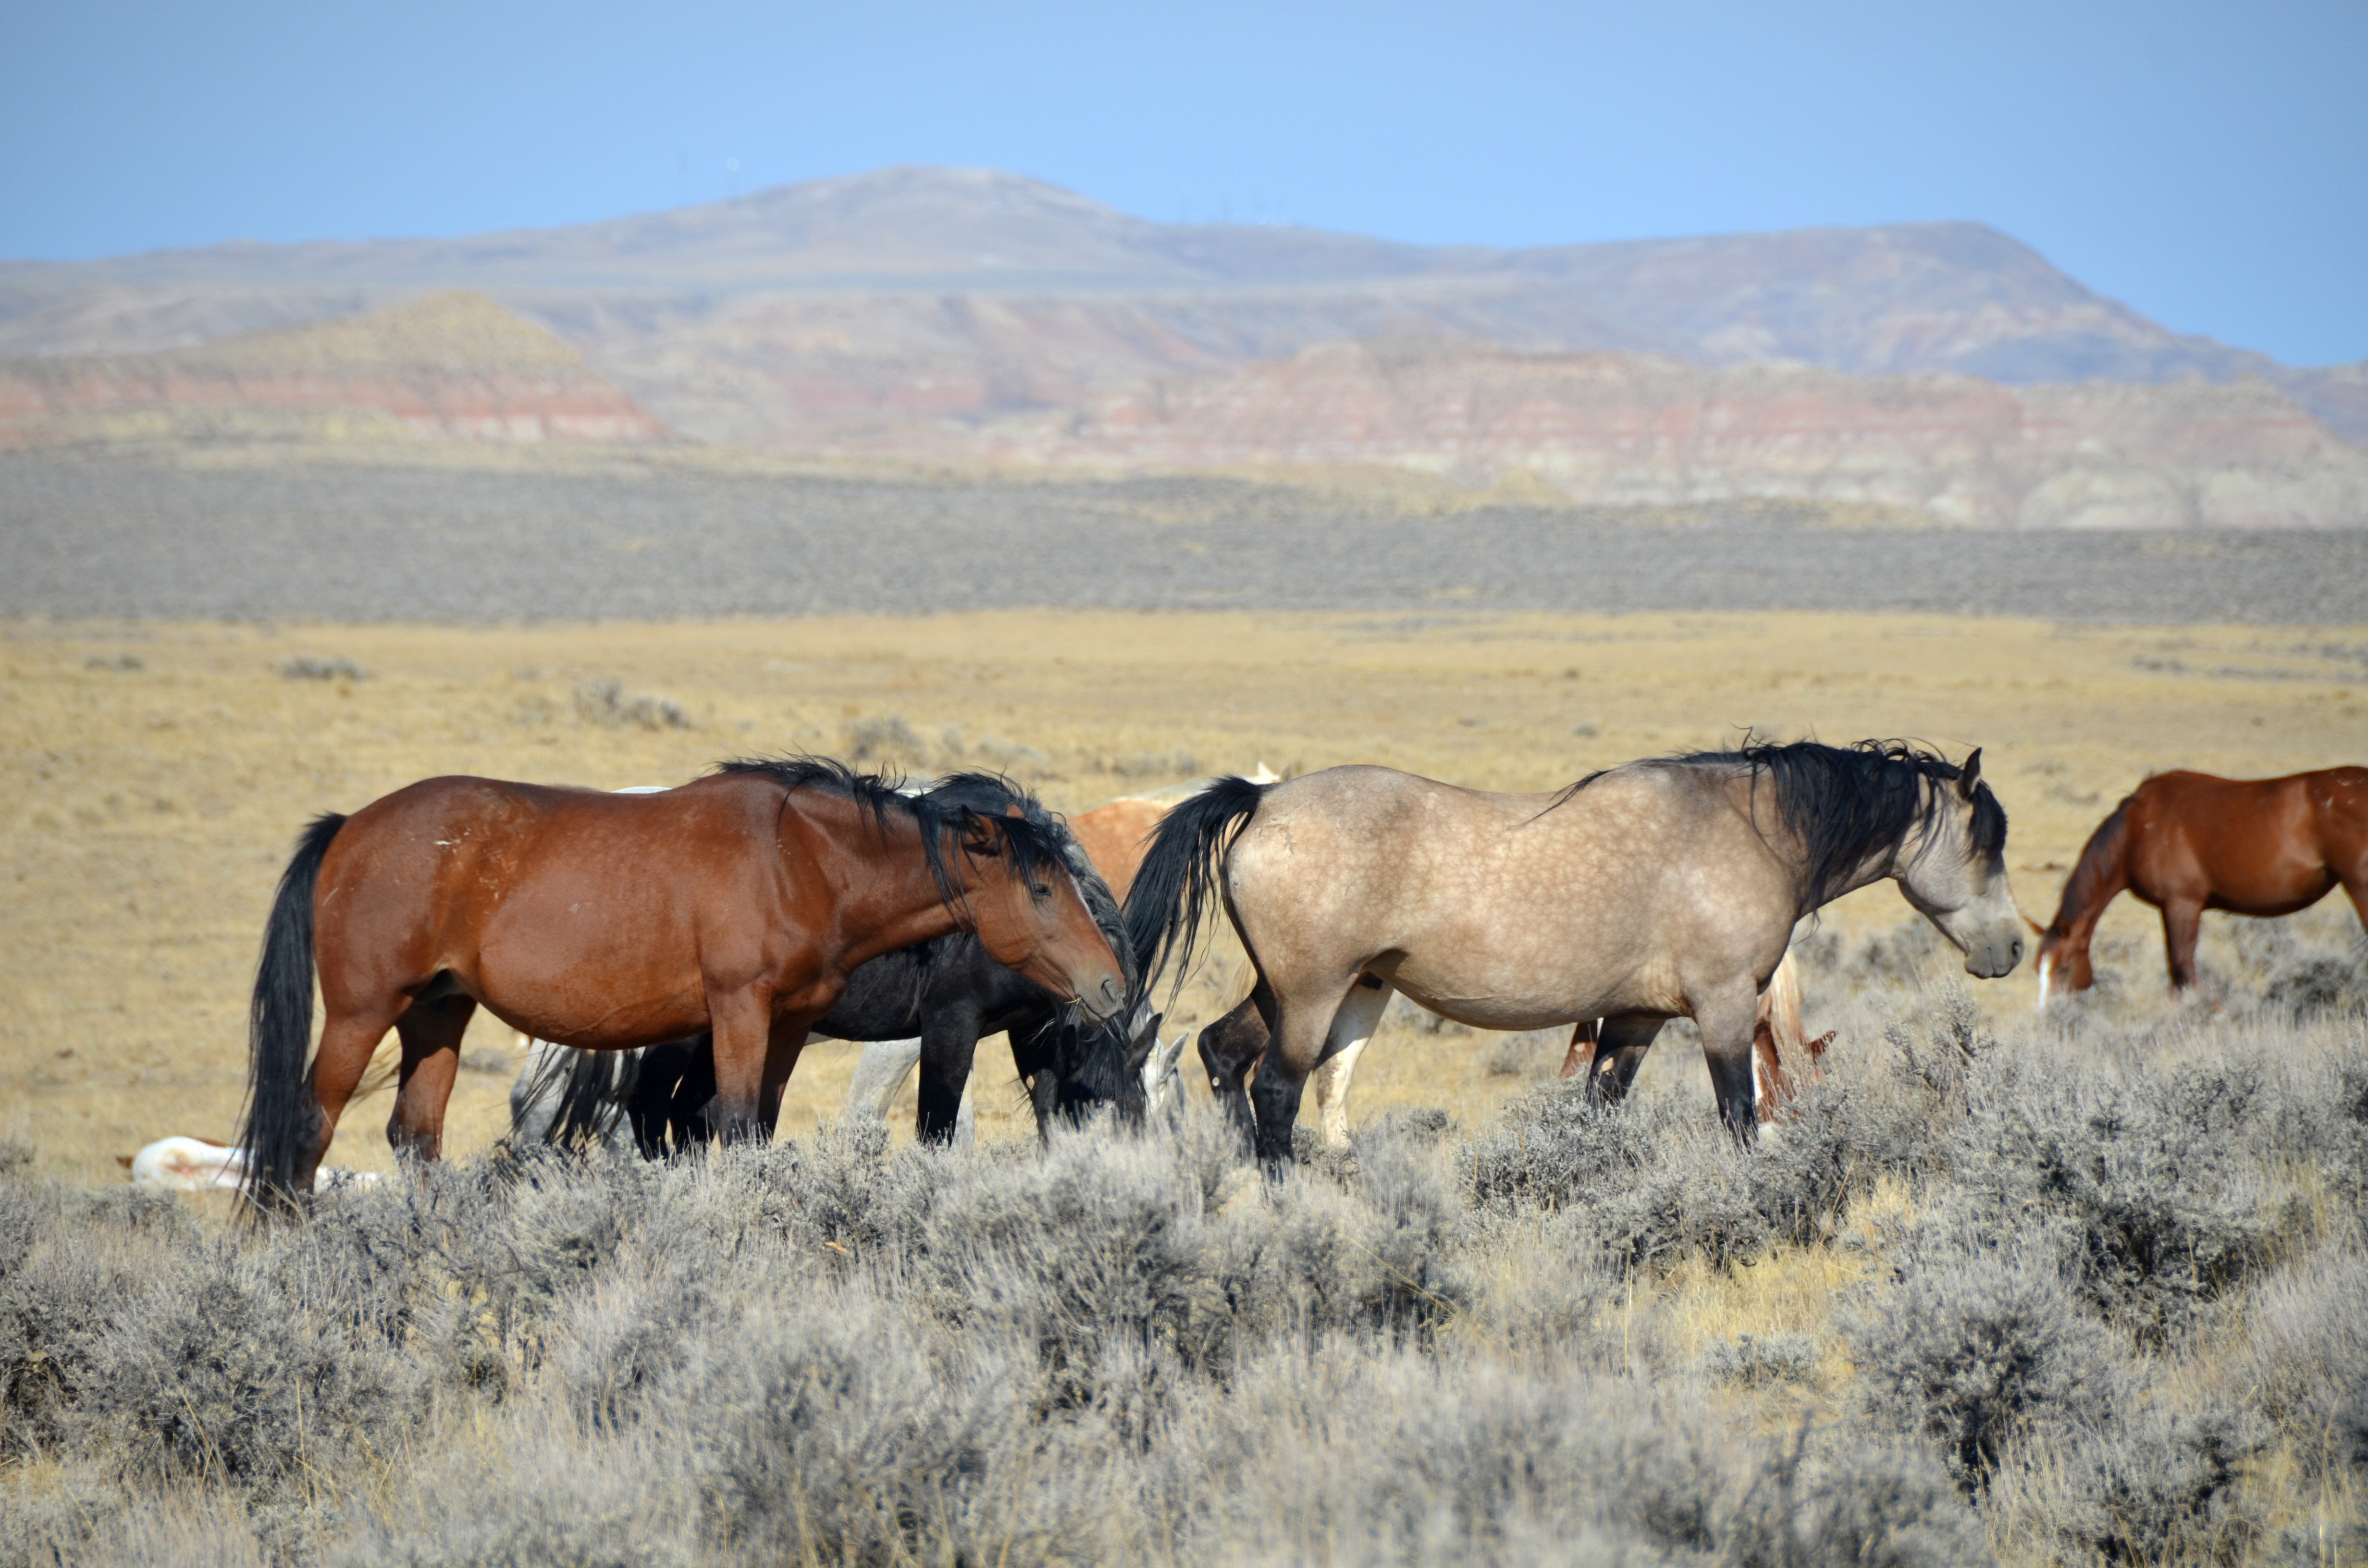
[
  {"xmin": 0, "ymin": 292, "xmax": 668, "ymax": 448},
  {"xmin": 7, "ymin": 167, "xmax": 2356, "ymax": 449},
  {"xmin": 958, "ymin": 340, "xmax": 2368, "ymax": 529}
]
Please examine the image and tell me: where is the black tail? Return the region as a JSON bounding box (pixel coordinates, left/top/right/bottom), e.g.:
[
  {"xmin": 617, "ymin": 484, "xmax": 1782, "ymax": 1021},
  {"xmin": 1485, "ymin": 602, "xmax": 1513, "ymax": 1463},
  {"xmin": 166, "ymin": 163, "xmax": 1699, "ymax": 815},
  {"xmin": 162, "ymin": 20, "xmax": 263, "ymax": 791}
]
[
  {"xmin": 1121, "ymin": 776, "xmax": 1269, "ymax": 995},
  {"xmin": 238, "ymin": 812, "xmax": 345, "ymax": 1211}
]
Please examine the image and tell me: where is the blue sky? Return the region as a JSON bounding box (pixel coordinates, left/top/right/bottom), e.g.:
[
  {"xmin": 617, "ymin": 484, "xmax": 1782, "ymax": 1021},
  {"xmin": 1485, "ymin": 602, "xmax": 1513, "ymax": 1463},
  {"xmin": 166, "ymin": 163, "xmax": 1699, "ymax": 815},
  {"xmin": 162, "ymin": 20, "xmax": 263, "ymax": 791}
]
[{"xmin": 2, "ymin": 0, "xmax": 2362, "ymax": 365}]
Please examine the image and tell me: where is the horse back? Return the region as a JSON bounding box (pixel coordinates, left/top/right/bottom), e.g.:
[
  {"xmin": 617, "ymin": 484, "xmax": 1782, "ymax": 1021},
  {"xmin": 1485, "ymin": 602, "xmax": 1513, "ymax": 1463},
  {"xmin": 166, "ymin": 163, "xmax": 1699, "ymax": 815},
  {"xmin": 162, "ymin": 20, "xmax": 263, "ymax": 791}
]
[
  {"xmin": 2126, "ymin": 769, "xmax": 2354, "ymax": 911},
  {"xmin": 313, "ymin": 774, "xmax": 800, "ymax": 1044}
]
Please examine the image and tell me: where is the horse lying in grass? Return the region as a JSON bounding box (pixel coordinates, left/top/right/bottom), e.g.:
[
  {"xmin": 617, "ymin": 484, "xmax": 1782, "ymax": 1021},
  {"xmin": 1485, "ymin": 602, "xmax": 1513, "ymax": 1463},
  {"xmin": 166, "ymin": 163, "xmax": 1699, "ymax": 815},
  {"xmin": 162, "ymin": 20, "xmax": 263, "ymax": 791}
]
[
  {"xmin": 509, "ymin": 773, "xmax": 1158, "ymax": 1155},
  {"xmin": 240, "ymin": 759, "xmax": 1126, "ymax": 1207},
  {"xmin": 2034, "ymin": 767, "xmax": 2368, "ymax": 1004},
  {"xmin": 1127, "ymin": 740, "xmax": 2020, "ymax": 1163}
]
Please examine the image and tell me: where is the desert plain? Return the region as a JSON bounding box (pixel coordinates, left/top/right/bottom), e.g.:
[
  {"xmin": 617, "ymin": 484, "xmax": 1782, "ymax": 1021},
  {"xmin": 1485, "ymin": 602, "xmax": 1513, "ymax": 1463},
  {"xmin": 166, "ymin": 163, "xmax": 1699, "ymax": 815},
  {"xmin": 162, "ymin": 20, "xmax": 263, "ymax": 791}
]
[{"xmin": 4, "ymin": 603, "xmax": 2361, "ymax": 1185}]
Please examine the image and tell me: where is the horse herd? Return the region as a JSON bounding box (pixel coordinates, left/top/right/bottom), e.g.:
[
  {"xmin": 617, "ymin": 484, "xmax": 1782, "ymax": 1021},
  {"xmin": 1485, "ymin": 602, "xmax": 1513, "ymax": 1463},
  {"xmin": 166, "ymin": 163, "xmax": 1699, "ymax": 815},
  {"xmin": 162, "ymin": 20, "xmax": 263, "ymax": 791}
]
[{"xmin": 216, "ymin": 743, "xmax": 2367, "ymax": 1206}]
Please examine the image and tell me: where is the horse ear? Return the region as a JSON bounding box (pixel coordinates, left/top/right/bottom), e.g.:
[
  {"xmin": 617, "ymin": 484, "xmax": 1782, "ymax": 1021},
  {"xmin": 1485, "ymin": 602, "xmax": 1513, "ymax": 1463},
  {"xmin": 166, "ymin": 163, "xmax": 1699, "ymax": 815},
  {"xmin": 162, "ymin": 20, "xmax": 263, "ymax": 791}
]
[
  {"xmin": 956, "ymin": 808, "xmax": 999, "ymax": 852},
  {"xmin": 1956, "ymin": 747, "xmax": 1984, "ymax": 800},
  {"xmin": 1004, "ymin": 803, "xmax": 1025, "ymax": 819}
]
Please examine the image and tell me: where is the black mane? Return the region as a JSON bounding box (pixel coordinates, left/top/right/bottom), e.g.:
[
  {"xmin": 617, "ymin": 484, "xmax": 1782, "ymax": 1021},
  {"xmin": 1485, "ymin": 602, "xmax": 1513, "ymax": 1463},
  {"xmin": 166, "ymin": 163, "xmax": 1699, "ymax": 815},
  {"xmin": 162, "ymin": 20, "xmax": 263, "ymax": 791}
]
[
  {"xmin": 1561, "ymin": 739, "xmax": 2007, "ymax": 912},
  {"xmin": 914, "ymin": 771, "xmax": 1136, "ymax": 991},
  {"xmin": 715, "ymin": 756, "xmax": 1069, "ymax": 912}
]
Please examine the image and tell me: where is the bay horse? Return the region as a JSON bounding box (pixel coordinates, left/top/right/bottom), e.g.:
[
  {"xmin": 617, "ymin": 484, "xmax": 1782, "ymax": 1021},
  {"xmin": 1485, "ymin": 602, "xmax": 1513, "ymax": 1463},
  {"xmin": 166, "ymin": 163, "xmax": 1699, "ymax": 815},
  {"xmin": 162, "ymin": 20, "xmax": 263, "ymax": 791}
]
[
  {"xmin": 2033, "ymin": 768, "xmax": 2368, "ymax": 1004},
  {"xmin": 511, "ymin": 773, "xmax": 1159, "ymax": 1153},
  {"xmin": 1126, "ymin": 741, "xmax": 2020, "ymax": 1162},
  {"xmin": 239, "ymin": 759, "xmax": 1126, "ymax": 1205}
]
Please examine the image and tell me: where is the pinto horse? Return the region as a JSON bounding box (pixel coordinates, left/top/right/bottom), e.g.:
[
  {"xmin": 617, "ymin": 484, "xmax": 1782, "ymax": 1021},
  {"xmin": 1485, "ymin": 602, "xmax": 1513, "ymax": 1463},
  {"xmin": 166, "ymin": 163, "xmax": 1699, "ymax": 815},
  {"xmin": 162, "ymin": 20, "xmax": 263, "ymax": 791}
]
[
  {"xmin": 239, "ymin": 759, "xmax": 1126, "ymax": 1205},
  {"xmin": 2034, "ymin": 768, "xmax": 2368, "ymax": 1003},
  {"xmin": 1127, "ymin": 741, "xmax": 2021, "ymax": 1161}
]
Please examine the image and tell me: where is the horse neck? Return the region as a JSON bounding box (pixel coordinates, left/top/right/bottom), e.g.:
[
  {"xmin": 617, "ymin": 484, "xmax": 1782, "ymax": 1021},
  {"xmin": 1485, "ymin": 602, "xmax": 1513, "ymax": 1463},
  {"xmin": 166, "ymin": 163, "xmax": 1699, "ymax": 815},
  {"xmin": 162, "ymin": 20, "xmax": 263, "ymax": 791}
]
[
  {"xmin": 784, "ymin": 794, "xmax": 979, "ymax": 970},
  {"xmin": 2048, "ymin": 802, "xmax": 2132, "ymax": 947}
]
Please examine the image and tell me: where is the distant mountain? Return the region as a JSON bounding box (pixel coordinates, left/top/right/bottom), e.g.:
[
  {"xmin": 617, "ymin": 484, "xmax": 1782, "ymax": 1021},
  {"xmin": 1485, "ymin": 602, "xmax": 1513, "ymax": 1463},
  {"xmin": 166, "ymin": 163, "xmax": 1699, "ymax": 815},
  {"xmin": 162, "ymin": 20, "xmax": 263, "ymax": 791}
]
[
  {"xmin": 0, "ymin": 292, "xmax": 667, "ymax": 449},
  {"xmin": 954, "ymin": 338, "xmax": 2368, "ymax": 529},
  {"xmin": 1, "ymin": 166, "xmax": 2357, "ymax": 470}
]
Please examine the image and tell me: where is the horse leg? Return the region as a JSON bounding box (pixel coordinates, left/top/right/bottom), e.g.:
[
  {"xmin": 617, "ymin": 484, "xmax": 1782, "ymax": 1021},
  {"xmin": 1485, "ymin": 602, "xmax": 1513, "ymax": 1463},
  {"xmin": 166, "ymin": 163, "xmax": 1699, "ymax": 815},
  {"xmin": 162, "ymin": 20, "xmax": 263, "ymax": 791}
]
[
  {"xmin": 1196, "ymin": 988, "xmax": 1271, "ymax": 1146},
  {"xmin": 915, "ymin": 1006, "xmax": 983, "ymax": 1144},
  {"xmin": 298, "ymin": 1009, "xmax": 399, "ymax": 1192},
  {"xmin": 1582, "ymin": 1016, "xmax": 1665, "ymax": 1106},
  {"xmin": 1310, "ymin": 976, "xmax": 1393, "ymax": 1146},
  {"xmin": 2160, "ymin": 899, "xmax": 2205, "ymax": 992},
  {"xmin": 704, "ymin": 989, "xmax": 776, "ymax": 1144},
  {"xmin": 756, "ymin": 1023, "xmax": 809, "ymax": 1141},
  {"xmin": 1559, "ymin": 1019, "xmax": 1601, "ymax": 1079},
  {"xmin": 1694, "ymin": 984, "xmax": 1763, "ymax": 1141},
  {"xmin": 1251, "ymin": 977, "xmax": 1390, "ymax": 1168},
  {"xmin": 387, "ymin": 995, "xmax": 476, "ymax": 1163}
]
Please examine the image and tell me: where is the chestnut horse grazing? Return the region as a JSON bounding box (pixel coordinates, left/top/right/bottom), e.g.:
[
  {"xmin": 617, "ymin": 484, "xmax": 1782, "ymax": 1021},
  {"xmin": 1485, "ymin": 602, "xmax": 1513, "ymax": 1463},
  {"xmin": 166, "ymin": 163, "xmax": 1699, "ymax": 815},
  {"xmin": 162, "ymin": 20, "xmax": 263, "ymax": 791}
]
[
  {"xmin": 1128, "ymin": 742, "xmax": 2021, "ymax": 1161},
  {"xmin": 2034, "ymin": 768, "xmax": 2368, "ymax": 1003},
  {"xmin": 239, "ymin": 760, "xmax": 1125, "ymax": 1206}
]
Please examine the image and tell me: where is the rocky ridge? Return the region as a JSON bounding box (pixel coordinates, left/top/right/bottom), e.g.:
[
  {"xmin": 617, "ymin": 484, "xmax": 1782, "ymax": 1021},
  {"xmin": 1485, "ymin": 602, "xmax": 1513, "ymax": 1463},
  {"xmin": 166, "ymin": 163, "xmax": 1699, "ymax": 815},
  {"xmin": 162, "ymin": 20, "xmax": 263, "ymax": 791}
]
[
  {"xmin": 0, "ymin": 292, "xmax": 669, "ymax": 448},
  {"xmin": 957, "ymin": 340, "xmax": 2368, "ymax": 529}
]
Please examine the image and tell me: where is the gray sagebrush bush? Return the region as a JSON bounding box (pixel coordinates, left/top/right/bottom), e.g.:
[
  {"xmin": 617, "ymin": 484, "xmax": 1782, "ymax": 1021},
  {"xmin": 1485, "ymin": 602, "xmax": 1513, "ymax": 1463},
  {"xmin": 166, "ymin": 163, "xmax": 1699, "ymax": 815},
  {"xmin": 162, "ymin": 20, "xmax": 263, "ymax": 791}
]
[
  {"xmin": 0, "ymin": 1468, "xmax": 269, "ymax": 1568},
  {"xmin": 0, "ymin": 1171, "xmax": 199, "ymax": 1462},
  {"xmin": 1989, "ymin": 1400, "xmax": 2267, "ymax": 1566},
  {"xmin": 677, "ymin": 1290, "xmax": 1094, "ymax": 1566},
  {"xmin": 330, "ymin": 1424, "xmax": 695, "ymax": 1568},
  {"xmin": 919, "ymin": 1130, "xmax": 1218, "ymax": 1395},
  {"xmin": 74, "ymin": 1239, "xmax": 427, "ymax": 1493},
  {"xmin": 1699, "ymin": 1331, "xmax": 1819, "ymax": 1388},
  {"xmin": 1940, "ymin": 1052, "xmax": 2304, "ymax": 1341},
  {"xmin": 1845, "ymin": 1239, "xmax": 2124, "ymax": 1488},
  {"xmin": 1461, "ymin": 1073, "xmax": 1924, "ymax": 1272},
  {"xmin": 2235, "ymin": 1243, "xmax": 2368, "ymax": 1479}
]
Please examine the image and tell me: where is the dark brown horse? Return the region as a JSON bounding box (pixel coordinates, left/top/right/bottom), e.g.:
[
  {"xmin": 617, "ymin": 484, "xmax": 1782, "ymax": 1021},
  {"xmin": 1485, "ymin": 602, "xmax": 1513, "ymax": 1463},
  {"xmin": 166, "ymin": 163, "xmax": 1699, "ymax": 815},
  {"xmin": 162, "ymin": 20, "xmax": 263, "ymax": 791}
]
[
  {"xmin": 239, "ymin": 760, "xmax": 1126, "ymax": 1205},
  {"xmin": 2034, "ymin": 768, "xmax": 2368, "ymax": 1003}
]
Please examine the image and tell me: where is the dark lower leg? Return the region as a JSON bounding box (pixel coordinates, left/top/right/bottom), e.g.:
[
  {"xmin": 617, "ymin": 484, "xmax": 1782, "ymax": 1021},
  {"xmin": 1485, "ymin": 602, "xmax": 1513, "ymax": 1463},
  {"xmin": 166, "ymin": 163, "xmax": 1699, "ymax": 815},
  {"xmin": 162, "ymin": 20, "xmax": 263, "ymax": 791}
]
[
  {"xmin": 1197, "ymin": 993, "xmax": 1269, "ymax": 1144},
  {"xmin": 1586, "ymin": 1016, "xmax": 1665, "ymax": 1106},
  {"xmin": 915, "ymin": 1013, "xmax": 982, "ymax": 1144},
  {"xmin": 387, "ymin": 997, "xmax": 474, "ymax": 1163},
  {"xmin": 2161, "ymin": 901, "xmax": 2204, "ymax": 991},
  {"xmin": 1248, "ymin": 1052, "xmax": 1306, "ymax": 1168}
]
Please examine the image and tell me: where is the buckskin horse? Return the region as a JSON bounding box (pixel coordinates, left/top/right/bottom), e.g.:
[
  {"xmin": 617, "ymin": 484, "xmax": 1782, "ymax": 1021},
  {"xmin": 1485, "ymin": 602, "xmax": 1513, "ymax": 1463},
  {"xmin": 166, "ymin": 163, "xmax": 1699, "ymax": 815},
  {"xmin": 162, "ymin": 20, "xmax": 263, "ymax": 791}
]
[
  {"xmin": 510, "ymin": 772, "xmax": 1158, "ymax": 1154},
  {"xmin": 1126, "ymin": 741, "xmax": 2021, "ymax": 1162},
  {"xmin": 2033, "ymin": 767, "xmax": 2368, "ymax": 1004},
  {"xmin": 239, "ymin": 759, "xmax": 1125, "ymax": 1206}
]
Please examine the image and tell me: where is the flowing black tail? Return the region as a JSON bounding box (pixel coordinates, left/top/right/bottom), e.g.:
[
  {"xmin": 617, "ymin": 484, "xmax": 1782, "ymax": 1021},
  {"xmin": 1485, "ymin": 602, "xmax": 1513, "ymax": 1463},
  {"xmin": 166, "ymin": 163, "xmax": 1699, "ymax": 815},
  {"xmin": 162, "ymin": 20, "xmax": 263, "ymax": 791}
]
[
  {"xmin": 238, "ymin": 812, "xmax": 345, "ymax": 1211},
  {"xmin": 1121, "ymin": 776, "xmax": 1269, "ymax": 996}
]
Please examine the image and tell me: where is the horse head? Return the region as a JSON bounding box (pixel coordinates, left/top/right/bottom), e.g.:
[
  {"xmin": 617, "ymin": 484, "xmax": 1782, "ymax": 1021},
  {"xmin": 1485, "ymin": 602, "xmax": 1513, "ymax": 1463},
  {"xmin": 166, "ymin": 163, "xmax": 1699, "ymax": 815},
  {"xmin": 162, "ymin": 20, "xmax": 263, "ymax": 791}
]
[
  {"xmin": 1893, "ymin": 748, "xmax": 2025, "ymax": 979},
  {"xmin": 952, "ymin": 807, "xmax": 1128, "ymax": 1024}
]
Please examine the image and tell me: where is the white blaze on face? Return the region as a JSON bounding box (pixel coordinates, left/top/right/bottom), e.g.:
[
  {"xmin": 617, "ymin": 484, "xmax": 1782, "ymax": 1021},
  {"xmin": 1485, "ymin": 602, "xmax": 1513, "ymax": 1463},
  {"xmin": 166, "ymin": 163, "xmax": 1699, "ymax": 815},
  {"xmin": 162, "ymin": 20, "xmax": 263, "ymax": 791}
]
[{"xmin": 2036, "ymin": 952, "xmax": 2053, "ymax": 1011}]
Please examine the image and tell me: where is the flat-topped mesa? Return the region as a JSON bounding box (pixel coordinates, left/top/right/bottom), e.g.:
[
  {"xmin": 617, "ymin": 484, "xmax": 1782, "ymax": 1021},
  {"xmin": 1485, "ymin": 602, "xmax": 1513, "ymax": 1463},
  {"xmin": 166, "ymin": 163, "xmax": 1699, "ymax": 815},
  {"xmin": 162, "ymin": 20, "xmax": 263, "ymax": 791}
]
[{"xmin": 0, "ymin": 291, "xmax": 670, "ymax": 449}]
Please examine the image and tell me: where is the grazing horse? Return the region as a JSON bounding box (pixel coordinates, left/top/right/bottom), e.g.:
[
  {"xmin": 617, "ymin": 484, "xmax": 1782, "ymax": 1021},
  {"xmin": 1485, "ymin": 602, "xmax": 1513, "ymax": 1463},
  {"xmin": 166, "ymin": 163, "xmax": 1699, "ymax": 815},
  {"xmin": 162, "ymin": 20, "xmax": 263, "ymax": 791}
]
[
  {"xmin": 1127, "ymin": 741, "xmax": 2020, "ymax": 1161},
  {"xmin": 511, "ymin": 774, "xmax": 1156, "ymax": 1153},
  {"xmin": 239, "ymin": 760, "xmax": 1125, "ymax": 1205},
  {"xmin": 2034, "ymin": 768, "xmax": 2368, "ymax": 1004}
]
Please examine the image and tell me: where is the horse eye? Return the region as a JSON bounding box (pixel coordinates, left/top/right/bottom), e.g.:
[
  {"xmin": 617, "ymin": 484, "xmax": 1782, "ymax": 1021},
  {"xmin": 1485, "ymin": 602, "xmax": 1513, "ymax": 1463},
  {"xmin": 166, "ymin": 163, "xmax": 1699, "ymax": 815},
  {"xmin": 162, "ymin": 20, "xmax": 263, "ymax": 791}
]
[{"xmin": 1030, "ymin": 882, "xmax": 1052, "ymax": 900}]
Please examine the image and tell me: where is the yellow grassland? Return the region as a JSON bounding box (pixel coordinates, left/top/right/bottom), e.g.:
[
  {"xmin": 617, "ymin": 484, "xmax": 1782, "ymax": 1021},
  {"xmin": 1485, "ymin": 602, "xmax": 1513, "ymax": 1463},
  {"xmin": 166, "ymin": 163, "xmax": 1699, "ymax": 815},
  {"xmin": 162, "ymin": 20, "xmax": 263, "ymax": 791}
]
[{"xmin": 2, "ymin": 608, "xmax": 2364, "ymax": 1189}]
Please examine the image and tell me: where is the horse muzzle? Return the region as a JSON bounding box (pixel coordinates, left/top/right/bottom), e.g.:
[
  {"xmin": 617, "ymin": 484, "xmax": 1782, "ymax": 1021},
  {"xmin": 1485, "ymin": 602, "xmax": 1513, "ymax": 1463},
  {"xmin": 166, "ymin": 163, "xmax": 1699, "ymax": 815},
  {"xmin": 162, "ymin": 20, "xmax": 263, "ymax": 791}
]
[
  {"xmin": 1965, "ymin": 934, "xmax": 2023, "ymax": 980},
  {"xmin": 1075, "ymin": 973, "xmax": 1127, "ymax": 1024}
]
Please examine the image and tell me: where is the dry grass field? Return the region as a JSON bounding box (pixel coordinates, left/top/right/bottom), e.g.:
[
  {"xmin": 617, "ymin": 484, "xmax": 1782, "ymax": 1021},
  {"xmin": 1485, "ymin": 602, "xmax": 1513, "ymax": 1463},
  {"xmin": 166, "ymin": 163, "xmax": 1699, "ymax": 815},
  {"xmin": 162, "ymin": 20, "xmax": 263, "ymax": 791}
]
[{"xmin": 4, "ymin": 608, "xmax": 2361, "ymax": 1185}]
